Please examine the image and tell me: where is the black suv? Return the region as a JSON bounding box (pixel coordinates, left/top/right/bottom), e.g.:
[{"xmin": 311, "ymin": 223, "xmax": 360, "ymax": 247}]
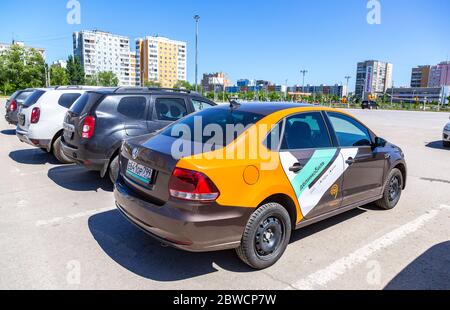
[
  {"xmin": 361, "ymin": 100, "xmax": 379, "ymax": 110},
  {"xmin": 61, "ymin": 87, "xmax": 216, "ymax": 182}
]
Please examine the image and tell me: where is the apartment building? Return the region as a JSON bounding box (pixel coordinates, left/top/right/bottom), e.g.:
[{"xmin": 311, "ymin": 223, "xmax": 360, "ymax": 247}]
[
  {"xmin": 428, "ymin": 61, "xmax": 450, "ymax": 88},
  {"xmin": 355, "ymin": 60, "xmax": 393, "ymax": 99},
  {"xmin": 73, "ymin": 30, "xmax": 135, "ymax": 86},
  {"xmin": 0, "ymin": 40, "xmax": 46, "ymax": 59},
  {"xmin": 201, "ymin": 72, "xmax": 231, "ymax": 92},
  {"xmin": 129, "ymin": 52, "xmax": 139, "ymax": 86},
  {"xmin": 136, "ymin": 36, "xmax": 187, "ymax": 88},
  {"xmin": 410, "ymin": 65, "xmax": 431, "ymax": 88}
]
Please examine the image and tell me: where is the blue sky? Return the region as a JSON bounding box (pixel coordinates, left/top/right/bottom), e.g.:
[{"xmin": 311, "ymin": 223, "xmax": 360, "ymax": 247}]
[{"xmin": 0, "ymin": 0, "xmax": 449, "ymax": 90}]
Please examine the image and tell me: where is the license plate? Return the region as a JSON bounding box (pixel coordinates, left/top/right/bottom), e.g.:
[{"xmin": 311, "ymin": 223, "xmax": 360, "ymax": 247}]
[
  {"xmin": 18, "ymin": 114, "xmax": 25, "ymax": 126},
  {"xmin": 126, "ymin": 160, "xmax": 153, "ymax": 184}
]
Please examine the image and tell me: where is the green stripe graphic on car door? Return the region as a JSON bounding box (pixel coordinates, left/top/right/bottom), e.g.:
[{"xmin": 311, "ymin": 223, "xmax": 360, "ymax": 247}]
[{"xmin": 290, "ymin": 149, "xmax": 338, "ymax": 199}]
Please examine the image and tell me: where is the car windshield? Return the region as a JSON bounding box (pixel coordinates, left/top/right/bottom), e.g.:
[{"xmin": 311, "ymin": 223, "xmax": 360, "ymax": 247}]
[{"xmin": 161, "ymin": 107, "xmax": 266, "ymax": 147}]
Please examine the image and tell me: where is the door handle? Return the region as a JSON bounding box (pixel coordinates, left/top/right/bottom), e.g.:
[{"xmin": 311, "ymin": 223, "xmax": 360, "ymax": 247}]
[
  {"xmin": 289, "ymin": 163, "xmax": 304, "ymax": 173},
  {"xmin": 346, "ymin": 158, "xmax": 355, "ymax": 165}
]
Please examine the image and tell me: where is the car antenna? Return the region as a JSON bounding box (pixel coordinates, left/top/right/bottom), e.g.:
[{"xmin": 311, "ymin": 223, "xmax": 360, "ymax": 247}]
[{"xmin": 229, "ymin": 97, "xmax": 241, "ymax": 109}]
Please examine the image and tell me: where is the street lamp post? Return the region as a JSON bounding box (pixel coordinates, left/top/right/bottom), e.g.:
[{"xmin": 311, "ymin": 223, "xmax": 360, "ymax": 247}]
[
  {"xmin": 300, "ymin": 69, "xmax": 308, "ymax": 92},
  {"xmin": 345, "ymin": 76, "xmax": 351, "ymax": 108},
  {"xmin": 194, "ymin": 15, "xmax": 200, "ymax": 92}
]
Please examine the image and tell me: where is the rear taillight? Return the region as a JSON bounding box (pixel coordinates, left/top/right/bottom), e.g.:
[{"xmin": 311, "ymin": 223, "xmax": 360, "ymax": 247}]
[
  {"xmin": 9, "ymin": 100, "xmax": 17, "ymax": 112},
  {"xmin": 169, "ymin": 168, "xmax": 220, "ymax": 202},
  {"xmin": 82, "ymin": 116, "xmax": 96, "ymax": 139},
  {"xmin": 31, "ymin": 107, "xmax": 40, "ymax": 124}
]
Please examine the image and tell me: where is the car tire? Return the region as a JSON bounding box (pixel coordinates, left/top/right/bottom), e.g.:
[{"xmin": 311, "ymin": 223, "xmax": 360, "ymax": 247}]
[
  {"xmin": 375, "ymin": 168, "xmax": 403, "ymax": 210},
  {"xmin": 443, "ymin": 141, "xmax": 450, "ymax": 148},
  {"xmin": 108, "ymin": 155, "xmax": 119, "ymax": 184},
  {"xmin": 236, "ymin": 203, "xmax": 292, "ymax": 270},
  {"xmin": 52, "ymin": 136, "xmax": 73, "ymax": 164}
]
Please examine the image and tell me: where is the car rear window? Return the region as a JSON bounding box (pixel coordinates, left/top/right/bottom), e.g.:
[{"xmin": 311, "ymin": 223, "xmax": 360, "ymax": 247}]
[
  {"xmin": 16, "ymin": 91, "xmax": 33, "ymax": 103},
  {"xmin": 161, "ymin": 108, "xmax": 265, "ymax": 147},
  {"xmin": 70, "ymin": 93, "xmax": 90, "ymax": 115},
  {"xmin": 58, "ymin": 93, "xmax": 82, "ymax": 109},
  {"xmin": 22, "ymin": 90, "xmax": 45, "ymax": 108}
]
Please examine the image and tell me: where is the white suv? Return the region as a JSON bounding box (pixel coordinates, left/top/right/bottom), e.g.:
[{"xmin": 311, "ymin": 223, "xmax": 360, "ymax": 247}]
[
  {"xmin": 444, "ymin": 118, "xmax": 450, "ymax": 148},
  {"xmin": 16, "ymin": 86, "xmax": 99, "ymax": 163}
]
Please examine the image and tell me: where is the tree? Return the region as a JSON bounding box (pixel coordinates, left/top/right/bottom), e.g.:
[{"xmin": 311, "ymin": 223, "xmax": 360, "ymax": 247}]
[
  {"xmin": 66, "ymin": 55, "xmax": 85, "ymax": 85},
  {"xmin": 0, "ymin": 44, "xmax": 46, "ymax": 95},
  {"xmin": 50, "ymin": 65, "xmax": 69, "ymax": 86},
  {"xmin": 97, "ymin": 71, "xmax": 119, "ymax": 87},
  {"xmin": 144, "ymin": 80, "xmax": 161, "ymax": 87},
  {"xmin": 173, "ymin": 80, "xmax": 193, "ymax": 90}
]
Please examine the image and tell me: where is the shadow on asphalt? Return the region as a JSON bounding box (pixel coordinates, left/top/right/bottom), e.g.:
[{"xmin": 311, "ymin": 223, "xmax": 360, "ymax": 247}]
[
  {"xmin": 89, "ymin": 207, "xmax": 367, "ymax": 281},
  {"xmin": 384, "ymin": 241, "xmax": 450, "ymax": 290},
  {"xmin": 1, "ymin": 129, "xmax": 16, "ymax": 135},
  {"xmin": 48, "ymin": 165, "xmax": 113, "ymax": 192},
  {"xmin": 9, "ymin": 148, "xmax": 60, "ymax": 165},
  {"xmin": 425, "ymin": 140, "xmax": 450, "ymax": 151}
]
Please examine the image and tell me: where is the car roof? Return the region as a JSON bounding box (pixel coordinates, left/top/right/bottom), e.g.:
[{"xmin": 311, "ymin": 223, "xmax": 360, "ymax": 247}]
[
  {"xmin": 214, "ymin": 102, "xmax": 314, "ymax": 116},
  {"xmin": 88, "ymin": 87, "xmax": 200, "ymax": 96}
]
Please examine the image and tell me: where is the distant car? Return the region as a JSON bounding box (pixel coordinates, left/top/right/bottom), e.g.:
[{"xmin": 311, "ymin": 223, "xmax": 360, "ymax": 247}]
[
  {"xmin": 115, "ymin": 102, "xmax": 407, "ymax": 269},
  {"xmin": 4, "ymin": 89, "xmax": 36, "ymax": 125},
  {"xmin": 16, "ymin": 86, "xmax": 99, "ymax": 163},
  {"xmin": 443, "ymin": 119, "xmax": 450, "ymax": 148},
  {"xmin": 361, "ymin": 100, "xmax": 379, "ymax": 110},
  {"xmin": 61, "ymin": 87, "xmax": 217, "ymax": 183}
]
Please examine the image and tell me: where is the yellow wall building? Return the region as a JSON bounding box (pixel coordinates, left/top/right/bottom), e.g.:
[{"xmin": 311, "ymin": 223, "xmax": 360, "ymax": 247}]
[{"xmin": 136, "ymin": 36, "xmax": 187, "ymax": 88}]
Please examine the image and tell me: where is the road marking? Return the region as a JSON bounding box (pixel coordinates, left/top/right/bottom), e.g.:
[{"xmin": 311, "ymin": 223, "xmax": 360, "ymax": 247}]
[
  {"xmin": 35, "ymin": 207, "xmax": 115, "ymax": 227},
  {"xmin": 288, "ymin": 209, "xmax": 440, "ymax": 290}
]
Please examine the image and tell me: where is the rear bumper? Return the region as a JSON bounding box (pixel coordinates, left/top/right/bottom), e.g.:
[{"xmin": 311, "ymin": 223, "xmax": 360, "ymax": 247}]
[
  {"xmin": 114, "ymin": 175, "xmax": 252, "ymax": 252},
  {"xmin": 61, "ymin": 138, "xmax": 109, "ymax": 172},
  {"xmin": 16, "ymin": 129, "xmax": 51, "ymax": 150},
  {"xmin": 5, "ymin": 112, "xmax": 18, "ymax": 125}
]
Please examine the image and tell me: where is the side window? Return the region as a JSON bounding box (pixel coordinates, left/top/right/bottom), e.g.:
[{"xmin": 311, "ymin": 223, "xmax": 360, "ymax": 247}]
[
  {"xmin": 117, "ymin": 96, "xmax": 147, "ymax": 120},
  {"xmin": 58, "ymin": 93, "xmax": 82, "ymax": 109},
  {"xmin": 281, "ymin": 112, "xmax": 332, "ymax": 150},
  {"xmin": 192, "ymin": 99, "xmax": 214, "ymax": 112},
  {"xmin": 327, "ymin": 112, "xmax": 372, "ymax": 147},
  {"xmin": 155, "ymin": 98, "xmax": 188, "ymax": 121}
]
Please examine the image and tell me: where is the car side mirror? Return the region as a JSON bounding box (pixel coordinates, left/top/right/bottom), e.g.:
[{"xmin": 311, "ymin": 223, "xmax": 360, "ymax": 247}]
[{"xmin": 373, "ymin": 137, "xmax": 387, "ymax": 148}]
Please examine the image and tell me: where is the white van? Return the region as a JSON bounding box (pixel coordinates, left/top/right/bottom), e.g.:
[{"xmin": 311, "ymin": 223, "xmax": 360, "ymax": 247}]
[{"xmin": 16, "ymin": 86, "xmax": 99, "ymax": 163}]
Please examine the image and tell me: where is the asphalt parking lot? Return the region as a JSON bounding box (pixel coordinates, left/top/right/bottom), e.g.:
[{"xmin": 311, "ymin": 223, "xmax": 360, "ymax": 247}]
[{"xmin": 1, "ymin": 98, "xmax": 449, "ymax": 290}]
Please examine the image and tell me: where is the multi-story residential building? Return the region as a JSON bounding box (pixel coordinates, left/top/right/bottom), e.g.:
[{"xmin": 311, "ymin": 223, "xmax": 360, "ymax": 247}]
[
  {"xmin": 386, "ymin": 86, "xmax": 449, "ymax": 105},
  {"xmin": 428, "ymin": 61, "xmax": 450, "ymax": 88},
  {"xmin": 410, "ymin": 65, "xmax": 431, "ymax": 88},
  {"xmin": 136, "ymin": 36, "xmax": 187, "ymax": 88},
  {"xmin": 0, "ymin": 41, "xmax": 46, "ymax": 59},
  {"xmin": 201, "ymin": 72, "xmax": 230, "ymax": 92},
  {"xmin": 129, "ymin": 52, "xmax": 139, "ymax": 86},
  {"xmin": 355, "ymin": 60, "xmax": 393, "ymax": 99},
  {"xmin": 73, "ymin": 30, "xmax": 134, "ymax": 86},
  {"xmin": 52, "ymin": 60, "xmax": 67, "ymax": 69}
]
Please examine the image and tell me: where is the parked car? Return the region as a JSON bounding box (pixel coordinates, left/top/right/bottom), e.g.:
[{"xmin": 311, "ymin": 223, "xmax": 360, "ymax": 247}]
[
  {"xmin": 16, "ymin": 86, "xmax": 99, "ymax": 163},
  {"xmin": 115, "ymin": 102, "xmax": 407, "ymax": 269},
  {"xmin": 61, "ymin": 87, "xmax": 217, "ymax": 183},
  {"xmin": 361, "ymin": 100, "xmax": 379, "ymax": 110},
  {"xmin": 4, "ymin": 89, "xmax": 36, "ymax": 125},
  {"xmin": 443, "ymin": 118, "xmax": 450, "ymax": 148}
]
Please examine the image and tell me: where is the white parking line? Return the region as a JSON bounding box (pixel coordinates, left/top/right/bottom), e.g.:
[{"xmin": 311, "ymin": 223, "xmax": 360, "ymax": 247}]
[
  {"xmin": 35, "ymin": 207, "xmax": 116, "ymax": 227},
  {"xmin": 287, "ymin": 209, "xmax": 441, "ymax": 290}
]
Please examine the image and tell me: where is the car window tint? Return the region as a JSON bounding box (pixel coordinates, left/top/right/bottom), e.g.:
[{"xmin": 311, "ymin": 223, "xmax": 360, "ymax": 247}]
[
  {"xmin": 155, "ymin": 98, "xmax": 187, "ymax": 121},
  {"xmin": 117, "ymin": 96, "xmax": 147, "ymax": 120},
  {"xmin": 327, "ymin": 112, "xmax": 372, "ymax": 147},
  {"xmin": 281, "ymin": 112, "xmax": 332, "ymax": 150},
  {"xmin": 192, "ymin": 99, "xmax": 214, "ymax": 112},
  {"xmin": 22, "ymin": 90, "xmax": 45, "ymax": 108},
  {"xmin": 16, "ymin": 91, "xmax": 33, "ymax": 102},
  {"xmin": 58, "ymin": 93, "xmax": 82, "ymax": 109}
]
